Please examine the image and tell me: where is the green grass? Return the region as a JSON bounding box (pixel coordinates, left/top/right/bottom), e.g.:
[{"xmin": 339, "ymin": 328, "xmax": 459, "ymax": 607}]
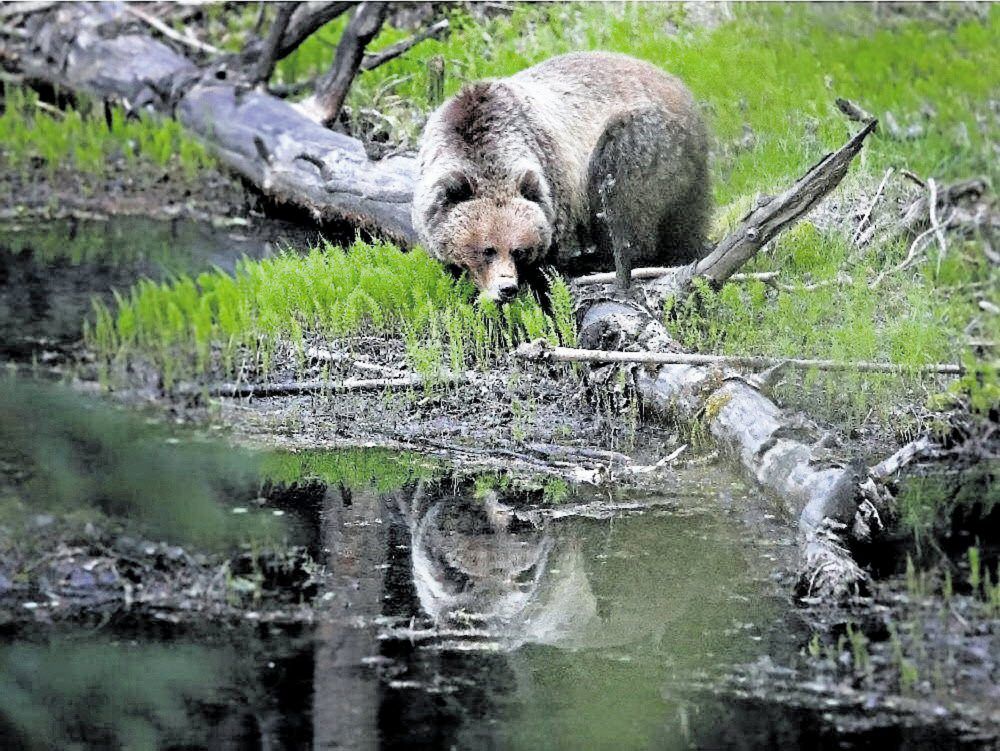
[
  {"xmin": 46, "ymin": 3, "xmax": 996, "ymax": 425},
  {"xmin": 0, "ymin": 85, "xmax": 215, "ymax": 180},
  {"xmin": 279, "ymin": 3, "xmax": 997, "ymax": 201},
  {"xmin": 665, "ymin": 222, "xmax": 997, "ymax": 424},
  {"xmin": 86, "ymin": 238, "xmax": 578, "ymax": 387}
]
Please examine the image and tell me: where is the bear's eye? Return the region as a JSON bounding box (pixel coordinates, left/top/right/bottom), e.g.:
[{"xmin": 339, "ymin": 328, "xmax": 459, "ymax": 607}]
[
  {"xmin": 483, "ymin": 247, "xmax": 497, "ymax": 260},
  {"xmin": 512, "ymin": 247, "xmax": 532, "ymax": 260}
]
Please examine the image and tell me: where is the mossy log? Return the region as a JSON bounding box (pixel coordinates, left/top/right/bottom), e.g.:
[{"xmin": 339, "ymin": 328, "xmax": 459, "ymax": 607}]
[{"xmin": 5, "ymin": 3, "xmax": 884, "ymax": 598}]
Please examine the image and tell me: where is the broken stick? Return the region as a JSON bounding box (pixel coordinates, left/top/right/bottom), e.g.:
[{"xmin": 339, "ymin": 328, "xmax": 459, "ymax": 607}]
[{"xmin": 516, "ymin": 340, "xmax": 969, "ymax": 377}]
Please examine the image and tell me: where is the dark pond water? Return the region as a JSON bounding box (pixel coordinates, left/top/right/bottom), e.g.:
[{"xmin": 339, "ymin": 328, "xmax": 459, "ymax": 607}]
[
  {"xmin": 1, "ymin": 471, "xmax": 989, "ymax": 750},
  {"xmin": 0, "ymin": 216, "xmax": 317, "ymax": 359}
]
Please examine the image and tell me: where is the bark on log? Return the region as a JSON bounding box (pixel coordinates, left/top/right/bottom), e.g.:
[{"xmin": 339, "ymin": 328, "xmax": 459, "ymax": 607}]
[{"xmin": 6, "ymin": 3, "xmax": 891, "ymax": 599}]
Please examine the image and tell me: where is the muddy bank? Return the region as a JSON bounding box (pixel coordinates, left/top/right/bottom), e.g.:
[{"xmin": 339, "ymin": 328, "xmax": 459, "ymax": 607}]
[{"xmin": 0, "ymin": 145, "xmax": 251, "ymax": 224}]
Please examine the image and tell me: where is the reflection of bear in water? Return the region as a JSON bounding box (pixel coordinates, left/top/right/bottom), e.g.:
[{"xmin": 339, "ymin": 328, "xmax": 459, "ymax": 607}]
[
  {"xmin": 413, "ymin": 52, "xmax": 710, "ymax": 302},
  {"xmin": 386, "ymin": 481, "xmax": 762, "ymax": 654},
  {"xmin": 388, "ymin": 485, "xmax": 597, "ymax": 647}
]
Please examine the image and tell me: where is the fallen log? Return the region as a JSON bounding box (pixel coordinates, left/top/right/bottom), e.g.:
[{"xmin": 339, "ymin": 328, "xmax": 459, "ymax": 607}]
[
  {"xmin": 8, "ymin": 1, "xmax": 418, "ymax": 242},
  {"xmin": 6, "ymin": 4, "xmax": 898, "ymax": 598}
]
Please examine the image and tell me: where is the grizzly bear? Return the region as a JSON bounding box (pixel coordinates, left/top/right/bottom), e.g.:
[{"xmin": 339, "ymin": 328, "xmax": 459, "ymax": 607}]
[{"xmin": 412, "ymin": 51, "xmax": 710, "ymax": 302}]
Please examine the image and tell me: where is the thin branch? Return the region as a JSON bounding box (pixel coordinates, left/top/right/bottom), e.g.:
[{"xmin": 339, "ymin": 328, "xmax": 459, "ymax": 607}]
[
  {"xmin": 927, "ymin": 177, "xmax": 948, "ymax": 267},
  {"xmin": 576, "ymin": 268, "xmax": 844, "ymax": 294},
  {"xmin": 123, "ymin": 5, "xmax": 221, "ymax": 56},
  {"xmin": 174, "ymin": 371, "xmax": 466, "ymax": 399},
  {"xmin": 852, "ymin": 167, "xmax": 893, "ymax": 245},
  {"xmin": 870, "ymin": 207, "xmax": 956, "ymax": 289},
  {"xmin": 516, "ymin": 339, "xmax": 969, "ymax": 376},
  {"xmin": 277, "ymin": 1, "xmax": 356, "ymax": 59},
  {"xmin": 252, "ymin": 2, "xmax": 299, "ymax": 86},
  {"xmin": 360, "ymin": 18, "xmax": 450, "ymax": 71}
]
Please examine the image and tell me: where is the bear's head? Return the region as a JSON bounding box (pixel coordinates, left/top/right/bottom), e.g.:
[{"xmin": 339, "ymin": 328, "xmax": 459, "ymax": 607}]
[{"xmin": 413, "ymin": 166, "xmax": 554, "ymax": 303}]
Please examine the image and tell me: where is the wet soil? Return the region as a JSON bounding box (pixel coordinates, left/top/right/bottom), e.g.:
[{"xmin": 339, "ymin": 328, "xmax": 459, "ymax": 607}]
[{"xmin": 0, "ymin": 150, "xmax": 253, "ymax": 224}]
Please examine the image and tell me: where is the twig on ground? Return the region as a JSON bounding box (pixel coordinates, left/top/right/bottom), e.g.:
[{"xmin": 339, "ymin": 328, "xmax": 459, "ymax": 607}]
[
  {"xmin": 625, "ymin": 444, "xmax": 688, "ymax": 475},
  {"xmin": 361, "ymin": 18, "xmax": 450, "ymax": 71},
  {"xmin": 852, "ymin": 167, "xmax": 893, "ymax": 245},
  {"xmin": 927, "ymin": 177, "xmax": 949, "ymax": 267},
  {"xmin": 517, "ymin": 339, "xmax": 969, "ymax": 376},
  {"xmin": 870, "ymin": 207, "xmax": 957, "ymax": 289},
  {"xmin": 576, "ymin": 268, "xmax": 845, "ymax": 293},
  {"xmin": 901, "ymin": 169, "xmax": 926, "ymax": 188},
  {"xmin": 174, "ymin": 371, "xmax": 466, "ymax": 398},
  {"xmin": 29, "ymin": 98, "xmax": 63, "ymax": 118},
  {"xmin": 124, "ymin": 5, "xmax": 221, "ymax": 56}
]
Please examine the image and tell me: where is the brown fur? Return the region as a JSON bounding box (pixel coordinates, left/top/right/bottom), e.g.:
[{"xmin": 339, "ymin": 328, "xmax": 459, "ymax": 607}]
[{"xmin": 412, "ymin": 52, "xmax": 711, "ymax": 301}]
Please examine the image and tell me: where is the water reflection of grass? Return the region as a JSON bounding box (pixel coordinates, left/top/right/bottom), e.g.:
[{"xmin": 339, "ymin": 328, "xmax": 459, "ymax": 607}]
[
  {"xmin": 261, "ymin": 448, "xmax": 437, "ymax": 493},
  {"xmin": 0, "ymin": 378, "xmax": 274, "ymax": 549},
  {"xmin": 0, "ymin": 640, "xmax": 229, "ymax": 750}
]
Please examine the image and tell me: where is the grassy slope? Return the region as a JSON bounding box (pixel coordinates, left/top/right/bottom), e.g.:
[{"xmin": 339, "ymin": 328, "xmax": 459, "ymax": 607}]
[{"xmin": 84, "ymin": 4, "xmax": 997, "ymax": 429}]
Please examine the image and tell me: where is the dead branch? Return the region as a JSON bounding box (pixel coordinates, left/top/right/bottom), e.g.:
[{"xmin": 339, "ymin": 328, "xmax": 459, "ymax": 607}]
[
  {"xmin": 175, "ymin": 371, "xmax": 466, "ymax": 399},
  {"xmin": 277, "ymin": 1, "xmax": 356, "ymax": 59},
  {"xmin": 252, "ymin": 2, "xmax": 299, "ymax": 86},
  {"xmin": 696, "ymin": 120, "xmax": 878, "ymax": 285},
  {"xmin": 927, "ymin": 177, "xmax": 948, "ymax": 264},
  {"xmin": 852, "ymin": 167, "xmax": 893, "ymax": 245},
  {"xmin": 835, "ymin": 96, "xmax": 875, "ymax": 124},
  {"xmin": 0, "ymin": 22, "xmax": 28, "ymax": 39},
  {"xmin": 360, "ymin": 18, "xmax": 449, "ymax": 71},
  {"xmin": 123, "ymin": 4, "xmax": 221, "ymax": 56},
  {"xmin": 870, "ymin": 207, "xmax": 957, "ymax": 289},
  {"xmin": 300, "ymin": 1, "xmax": 386, "ymax": 127},
  {"xmin": 516, "ymin": 339, "xmax": 967, "ymax": 376},
  {"xmin": 575, "ymin": 268, "xmax": 847, "ymax": 294},
  {"xmin": 0, "ymin": 2, "xmax": 57, "ymax": 20}
]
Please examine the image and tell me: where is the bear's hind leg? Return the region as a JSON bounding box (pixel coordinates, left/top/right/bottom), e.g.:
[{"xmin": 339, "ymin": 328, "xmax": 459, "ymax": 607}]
[{"xmin": 587, "ymin": 107, "xmax": 709, "ymax": 288}]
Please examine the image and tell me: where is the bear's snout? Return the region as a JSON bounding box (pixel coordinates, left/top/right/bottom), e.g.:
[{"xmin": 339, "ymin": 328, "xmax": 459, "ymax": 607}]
[{"xmin": 494, "ymin": 279, "xmax": 519, "ymax": 304}]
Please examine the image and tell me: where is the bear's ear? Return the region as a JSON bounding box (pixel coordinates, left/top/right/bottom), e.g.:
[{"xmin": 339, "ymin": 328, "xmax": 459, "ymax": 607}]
[
  {"xmin": 436, "ymin": 170, "xmax": 475, "ymax": 206},
  {"xmin": 517, "ymin": 169, "xmax": 546, "ymax": 204}
]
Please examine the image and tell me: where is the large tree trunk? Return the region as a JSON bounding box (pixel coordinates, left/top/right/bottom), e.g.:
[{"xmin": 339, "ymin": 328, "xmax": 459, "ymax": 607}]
[{"xmin": 4, "ymin": 3, "xmax": 887, "ymax": 598}]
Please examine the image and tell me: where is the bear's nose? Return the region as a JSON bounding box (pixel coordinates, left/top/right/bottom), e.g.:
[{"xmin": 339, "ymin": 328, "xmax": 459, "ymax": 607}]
[{"xmin": 496, "ymin": 281, "xmax": 519, "ymax": 303}]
